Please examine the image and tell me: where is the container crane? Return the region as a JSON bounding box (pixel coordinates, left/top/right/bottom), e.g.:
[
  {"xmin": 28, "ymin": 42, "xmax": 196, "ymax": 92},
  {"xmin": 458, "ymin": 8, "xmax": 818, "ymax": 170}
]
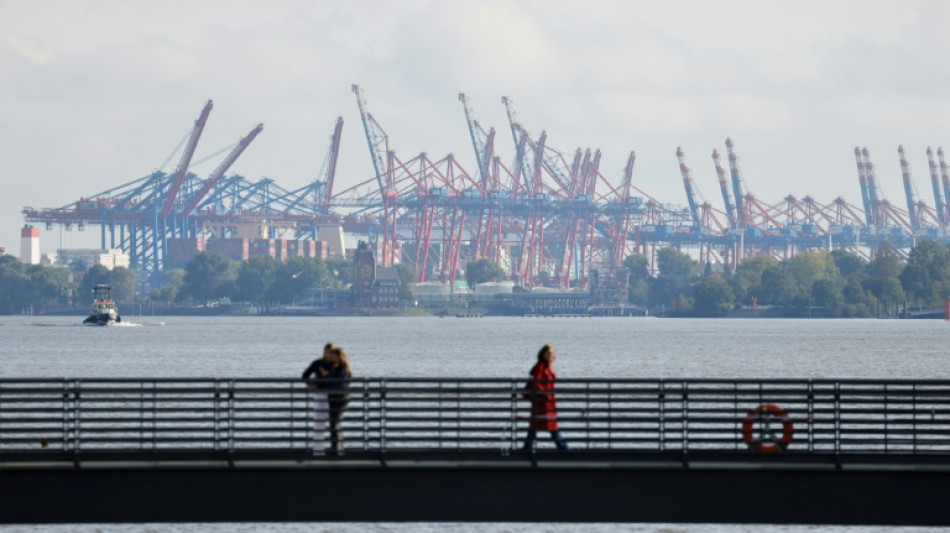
[
  {"xmin": 926, "ymin": 147, "xmax": 945, "ymax": 224},
  {"xmin": 181, "ymin": 123, "xmax": 264, "ymax": 219},
  {"xmin": 459, "ymin": 93, "xmax": 494, "ymax": 189},
  {"xmin": 162, "ymin": 100, "xmax": 213, "ymax": 218},
  {"xmin": 676, "ymin": 147, "xmax": 702, "ymax": 227},
  {"xmin": 323, "ymin": 117, "xmax": 344, "ymax": 212},
  {"xmin": 711, "ymin": 149, "xmax": 737, "ymax": 228},
  {"xmin": 861, "ymin": 148, "xmax": 882, "ymax": 226},
  {"xmin": 939, "ymin": 148, "xmax": 950, "ymax": 223},
  {"xmin": 724, "ymin": 138, "xmax": 746, "ymax": 228},
  {"xmin": 898, "ymin": 145, "xmax": 918, "ymax": 230},
  {"xmin": 351, "ymin": 84, "xmax": 390, "ymax": 197},
  {"xmin": 611, "ymin": 151, "xmax": 637, "ymax": 267},
  {"xmin": 854, "ymin": 147, "xmax": 874, "ymax": 226}
]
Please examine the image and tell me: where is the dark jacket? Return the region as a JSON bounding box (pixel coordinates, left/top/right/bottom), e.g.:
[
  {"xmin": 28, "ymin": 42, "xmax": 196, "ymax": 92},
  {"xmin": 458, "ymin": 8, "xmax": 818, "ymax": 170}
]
[
  {"xmin": 303, "ymin": 360, "xmax": 351, "ymax": 402},
  {"xmin": 301, "ymin": 359, "xmax": 331, "ymax": 381}
]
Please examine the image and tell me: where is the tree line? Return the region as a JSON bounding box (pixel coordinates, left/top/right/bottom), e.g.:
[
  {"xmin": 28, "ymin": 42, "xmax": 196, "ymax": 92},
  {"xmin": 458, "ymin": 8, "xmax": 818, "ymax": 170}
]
[
  {"xmin": 4, "ymin": 240, "xmax": 950, "ymax": 317},
  {"xmin": 629, "ymin": 240, "xmax": 950, "ymax": 317}
]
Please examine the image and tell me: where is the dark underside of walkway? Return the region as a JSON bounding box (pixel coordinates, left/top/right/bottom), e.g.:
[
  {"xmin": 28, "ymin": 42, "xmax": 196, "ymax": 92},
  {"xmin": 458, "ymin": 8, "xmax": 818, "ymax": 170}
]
[{"xmin": 2, "ymin": 451, "xmax": 950, "ymax": 525}]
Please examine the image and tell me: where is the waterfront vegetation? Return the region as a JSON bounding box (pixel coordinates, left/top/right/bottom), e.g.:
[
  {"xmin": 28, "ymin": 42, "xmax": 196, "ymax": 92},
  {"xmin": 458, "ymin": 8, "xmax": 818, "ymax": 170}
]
[
  {"xmin": 635, "ymin": 240, "xmax": 946, "ymax": 318},
  {"xmin": 3, "ymin": 239, "xmax": 950, "ymax": 318}
]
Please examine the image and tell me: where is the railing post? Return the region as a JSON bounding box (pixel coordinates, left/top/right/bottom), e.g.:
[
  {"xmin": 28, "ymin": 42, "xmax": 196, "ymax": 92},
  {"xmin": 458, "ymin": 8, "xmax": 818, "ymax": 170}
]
[
  {"xmin": 834, "ymin": 381, "xmax": 841, "ymax": 467},
  {"xmin": 658, "ymin": 380, "xmax": 665, "ymax": 452},
  {"xmin": 72, "ymin": 380, "xmax": 81, "ymax": 455},
  {"xmin": 912, "ymin": 383, "xmax": 918, "ymax": 454},
  {"xmin": 61, "ymin": 380, "xmax": 69, "ymax": 452},
  {"xmin": 807, "ymin": 379, "xmax": 814, "ymax": 454},
  {"xmin": 682, "ymin": 381, "xmax": 688, "ymax": 454},
  {"xmin": 380, "ymin": 379, "xmax": 387, "ymax": 454},
  {"xmin": 227, "ymin": 380, "xmax": 235, "ymax": 453},
  {"xmin": 213, "ymin": 379, "xmax": 221, "ymax": 452},
  {"xmin": 606, "ymin": 381, "xmax": 612, "ymax": 451}
]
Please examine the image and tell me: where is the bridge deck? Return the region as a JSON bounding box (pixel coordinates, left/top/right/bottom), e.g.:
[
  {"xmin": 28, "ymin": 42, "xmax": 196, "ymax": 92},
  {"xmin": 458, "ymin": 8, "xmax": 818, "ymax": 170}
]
[{"xmin": 3, "ymin": 377, "xmax": 950, "ymax": 524}]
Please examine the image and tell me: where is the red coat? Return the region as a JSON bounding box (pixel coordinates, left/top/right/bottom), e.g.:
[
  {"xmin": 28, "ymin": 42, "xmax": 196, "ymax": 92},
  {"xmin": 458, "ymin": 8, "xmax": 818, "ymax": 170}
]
[{"xmin": 527, "ymin": 362, "xmax": 559, "ymax": 431}]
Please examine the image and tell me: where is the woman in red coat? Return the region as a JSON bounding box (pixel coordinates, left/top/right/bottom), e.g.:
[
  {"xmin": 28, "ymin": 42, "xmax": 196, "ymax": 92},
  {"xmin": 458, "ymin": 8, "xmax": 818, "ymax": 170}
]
[{"xmin": 523, "ymin": 344, "xmax": 569, "ymax": 452}]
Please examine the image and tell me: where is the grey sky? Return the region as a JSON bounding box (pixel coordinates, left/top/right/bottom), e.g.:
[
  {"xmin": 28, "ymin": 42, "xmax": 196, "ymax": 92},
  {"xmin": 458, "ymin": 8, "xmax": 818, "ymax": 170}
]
[{"xmin": 1, "ymin": 0, "xmax": 948, "ymax": 253}]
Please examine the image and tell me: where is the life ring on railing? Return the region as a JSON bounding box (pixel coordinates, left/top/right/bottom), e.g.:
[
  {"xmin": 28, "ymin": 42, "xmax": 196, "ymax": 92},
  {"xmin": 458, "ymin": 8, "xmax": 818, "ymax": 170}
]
[{"xmin": 741, "ymin": 403, "xmax": 794, "ymax": 453}]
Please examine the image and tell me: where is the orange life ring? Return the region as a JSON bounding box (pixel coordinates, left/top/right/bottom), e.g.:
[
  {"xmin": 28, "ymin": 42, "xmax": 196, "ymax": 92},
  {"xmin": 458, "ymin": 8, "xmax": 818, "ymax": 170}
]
[{"xmin": 741, "ymin": 403, "xmax": 794, "ymax": 453}]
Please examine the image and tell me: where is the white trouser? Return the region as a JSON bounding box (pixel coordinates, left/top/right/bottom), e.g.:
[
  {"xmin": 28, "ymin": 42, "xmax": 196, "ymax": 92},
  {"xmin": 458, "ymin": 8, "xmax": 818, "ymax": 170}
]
[{"xmin": 312, "ymin": 392, "xmax": 329, "ymax": 453}]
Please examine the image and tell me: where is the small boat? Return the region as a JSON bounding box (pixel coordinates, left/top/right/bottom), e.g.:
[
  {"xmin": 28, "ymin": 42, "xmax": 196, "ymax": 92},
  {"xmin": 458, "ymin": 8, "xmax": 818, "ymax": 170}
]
[{"xmin": 83, "ymin": 284, "xmax": 122, "ymax": 326}]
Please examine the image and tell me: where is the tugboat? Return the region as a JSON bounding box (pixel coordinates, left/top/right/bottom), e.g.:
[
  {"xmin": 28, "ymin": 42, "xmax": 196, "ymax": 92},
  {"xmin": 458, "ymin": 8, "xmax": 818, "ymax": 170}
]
[{"xmin": 83, "ymin": 284, "xmax": 121, "ymax": 326}]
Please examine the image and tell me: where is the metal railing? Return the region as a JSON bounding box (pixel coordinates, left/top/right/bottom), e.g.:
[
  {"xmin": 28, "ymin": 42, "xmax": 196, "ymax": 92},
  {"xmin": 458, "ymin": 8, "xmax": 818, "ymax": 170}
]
[{"xmin": 2, "ymin": 378, "xmax": 950, "ymax": 459}]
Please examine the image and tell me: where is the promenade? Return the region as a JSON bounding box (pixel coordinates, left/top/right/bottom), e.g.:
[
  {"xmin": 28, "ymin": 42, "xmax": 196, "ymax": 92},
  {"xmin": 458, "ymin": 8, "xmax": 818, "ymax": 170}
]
[{"xmin": 2, "ymin": 378, "xmax": 949, "ymax": 524}]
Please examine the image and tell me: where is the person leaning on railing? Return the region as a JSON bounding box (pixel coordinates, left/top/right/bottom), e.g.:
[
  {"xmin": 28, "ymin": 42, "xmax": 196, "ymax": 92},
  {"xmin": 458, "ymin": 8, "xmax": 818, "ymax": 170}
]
[
  {"xmin": 522, "ymin": 344, "xmax": 569, "ymax": 452},
  {"xmin": 318, "ymin": 346, "xmax": 352, "ymax": 455},
  {"xmin": 301, "ymin": 342, "xmax": 335, "ymax": 456}
]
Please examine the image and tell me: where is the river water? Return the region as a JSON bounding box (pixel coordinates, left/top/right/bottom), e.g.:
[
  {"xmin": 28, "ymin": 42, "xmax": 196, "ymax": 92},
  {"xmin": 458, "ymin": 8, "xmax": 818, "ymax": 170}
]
[{"xmin": 1, "ymin": 315, "xmax": 947, "ymax": 532}]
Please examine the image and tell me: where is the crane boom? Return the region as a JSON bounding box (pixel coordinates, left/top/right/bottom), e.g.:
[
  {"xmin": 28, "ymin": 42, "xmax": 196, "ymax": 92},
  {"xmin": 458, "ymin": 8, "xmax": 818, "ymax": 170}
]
[
  {"xmin": 712, "ymin": 149, "xmax": 737, "ymax": 228},
  {"xmin": 926, "ymin": 147, "xmax": 945, "ymax": 224},
  {"xmin": 939, "ymin": 148, "xmax": 950, "ymax": 223},
  {"xmin": 898, "ymin": 145, "xmax": 918, "ymax": 229},
  {"xmin": 324, "ymin": 117, "xmax": 344, "ymax": 211},
  {"xmin": 676, "ymin": 147, "xmax": 701, "ymax": 226},
  {"xmin": 351, "ymin": 84, "xmax": 390, "ymax": 196},
  {"xmin": 162, "ymin": 99, "xmax": 213, "ymax": 218},
  {"xmin": 459, "ymin": 93, "xmax": 491, "ymax": 187},
  {"xmin": 724, "ymin": 138, "xmax": 745, "ymax": 228},
  {"xmin": 181, "ymin": 123, "xmax": 263, "ymax": 217},
  {"xmin": 854, "ymin": 147, "xmax": 873, "ymax": 226}
]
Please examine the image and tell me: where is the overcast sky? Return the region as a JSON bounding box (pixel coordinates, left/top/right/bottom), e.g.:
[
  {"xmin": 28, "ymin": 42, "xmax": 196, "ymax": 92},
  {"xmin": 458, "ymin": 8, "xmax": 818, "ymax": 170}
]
[{"xmin": 2, "ymin": 0, "xmax": 949, "ymax": 254}]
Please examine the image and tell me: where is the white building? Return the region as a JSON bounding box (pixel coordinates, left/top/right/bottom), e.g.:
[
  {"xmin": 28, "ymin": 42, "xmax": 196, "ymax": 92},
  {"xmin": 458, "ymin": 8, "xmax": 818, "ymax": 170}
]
[
  {"xmin": 46, "ymin": 249, "xmax": 131, "ymax": 271},
  {"xmin": 19, "ymin": 225, "xmax": 40, "ymax": 265}
]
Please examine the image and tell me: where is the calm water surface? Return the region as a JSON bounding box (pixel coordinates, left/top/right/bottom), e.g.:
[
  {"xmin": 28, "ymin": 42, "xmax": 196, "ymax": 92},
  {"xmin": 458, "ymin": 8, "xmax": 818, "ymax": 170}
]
[{"xmin": 1, "ymin": 315, "xmax": 947, "ymax": 532}]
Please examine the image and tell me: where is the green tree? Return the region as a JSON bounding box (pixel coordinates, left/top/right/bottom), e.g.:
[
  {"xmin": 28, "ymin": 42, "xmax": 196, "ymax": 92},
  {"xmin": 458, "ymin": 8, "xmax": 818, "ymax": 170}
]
[
  {"xmin": 0, "ymin": 257, "xmax": 29, "ymax": 313},
  {"xmin": 623, "ymin": 254, "xmax": 650, "ymax": 306},
  {"xmin": 150, "ymin": 268, "xmax": 185, "ymax": 302},
  {"xmin": 693, "ymin": 274, "xmax": 735, "ymax": 317},
  {"xmin": 866, "ymin": 241, "xmax": 904, "ymax": 298},
  {"xmin": 879, "ymin": 277, "xmax": 905, "ymax": 316},
  {"xmin": 785, "ymin": 251, "xmax": 839, "ymax": 294},
  {"xmin": 79, "ymin": 264, "xmax": 112, "ymax": 298},
  {"xmin": 731, "ymin": 255, "xmax": 779, "ymax": 305},
  {"xmin": 831, "ymin": 249, "xmax": 867, "ymax": 280},
  {"xmin": 109, "ymin": 267, "xmax": 136, "ymax": 302},
  {"xmin": 649, "ymin": 247, "xmax": 698, "ymax": 308},
  {"xmin": 236, "ymin": 256, "xmax": 278, "ymax": 302},
  {"xmin": 182, "ymin": 252, "xmax": 236, "ymax": 302},
  {"xmin": 811, "ymin": 278, "xmax": 842, "ymax": 313},
  {"xmin": 900, "ymin": 240, "xmax": 950, "ymax": 305},
  {"xmin": 758, "ymin": 265, "xmax": 797, "ymax": 305},
  {"xmin": 325, "ymin": 257, "xmax": 353, "ymax": 288},
  {"xmin": 267, "ymin": 256, "xmax": 331, "ymax": 304},
  {"xmin": 465, "ymin": 258, "xmax": 506, "ymax": 287},
  {"xmin": 393, "ymin": 262, "xmax": 417, "ymax": 302}
]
